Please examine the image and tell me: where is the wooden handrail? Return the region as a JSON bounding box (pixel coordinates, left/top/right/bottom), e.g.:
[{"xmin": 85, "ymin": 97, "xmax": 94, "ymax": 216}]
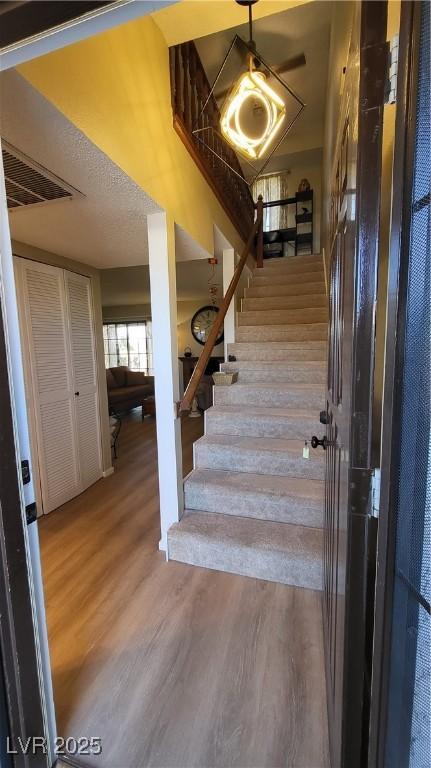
[{"xmin": 179, "ymin": 207, "xmax": 263, "ymax": 413}]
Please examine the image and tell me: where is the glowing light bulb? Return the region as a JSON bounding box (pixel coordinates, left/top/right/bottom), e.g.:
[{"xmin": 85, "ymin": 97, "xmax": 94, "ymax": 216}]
[{"xmin": 220, "ymin": 70, "xmax": 286, "ymax": 160}]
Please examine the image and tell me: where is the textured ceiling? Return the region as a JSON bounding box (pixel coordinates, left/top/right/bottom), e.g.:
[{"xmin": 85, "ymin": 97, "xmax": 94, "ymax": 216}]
[
  {"xmin": 1, "ymin": 70, "xmax": 235, "ymax": 268},
  {"xmin": 1, "ymin": 69, "xmax": 160, "ymax": 268}
]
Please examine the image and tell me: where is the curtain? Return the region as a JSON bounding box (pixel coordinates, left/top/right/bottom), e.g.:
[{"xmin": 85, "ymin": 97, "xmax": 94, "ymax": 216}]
[{"xmin": 253, "ymin": 171, "xmax": 290, "ymax": 230}]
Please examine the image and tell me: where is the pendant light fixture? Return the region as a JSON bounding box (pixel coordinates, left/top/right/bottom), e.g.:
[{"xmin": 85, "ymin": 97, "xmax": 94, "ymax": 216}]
[
  {"xmin": 192, "ymin": 0, "xmax": 305, "ymax": 185},
  {"xmin": 220, "ymin": 67, "xmax": 286, "ymax": 161}
]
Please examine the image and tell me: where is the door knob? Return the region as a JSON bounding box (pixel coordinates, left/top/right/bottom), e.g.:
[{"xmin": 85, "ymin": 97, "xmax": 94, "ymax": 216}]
[
  {"xmin": 75, "ymin": 391, "xmax": 80, "ymax": 396},
  {"xmin": 311, "ymin": 435, "xmax": 327, "ymax": 450}
]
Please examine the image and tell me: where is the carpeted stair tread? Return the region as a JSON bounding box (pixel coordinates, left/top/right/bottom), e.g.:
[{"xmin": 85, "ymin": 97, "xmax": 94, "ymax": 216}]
[
  {"xmin": 238, "ymin": 307, "xmax": 328, "ymax": 326},
  {"xmin": 194, "ymin": 434, "xmax": 325, "ymax": 480},
  {"xmin": 167, "ymin": 511, "xmax": 323, "ymax": 590},
  {"xmin": 205, "ymin": 404, "xmax": 321, "ymax": 438},
  {"xmin": 242, "ymin": 294, "xmax": 327, "ymax": 311},
  {"xmin": 245, "ymin": 282, "xmax": 326, "ymax": 298},
  {"xmin": 206, "ymin": 403, "xmax": 322, "ymax": 418},
  {"xmin": 236, "ymin": 323, "xmax": 327, "ymax": 342},
  {"xmin": 221, "ymin": 360, "xmax": 325, "ymax": 371},
  {"xmin": 184, "ymin": 468, "xmax": 324, "ymax": 527},
  {"xmin": 227, "ymin": 341, "xmax": 327, "ymax": 362},
  {"xmin": 220, "ymin": 360, "xmax": 325, "ymax": 384},
  {"xmin": 262, "ymin": 254, "xmax": 323, "ymax": 268},
  {"xmin": 214, "ymin": 382, "xmax": 324, "ymax": 409},
  {"xmin": 251, "ymin": 271, "xmax": 325, "ymax": 287}
]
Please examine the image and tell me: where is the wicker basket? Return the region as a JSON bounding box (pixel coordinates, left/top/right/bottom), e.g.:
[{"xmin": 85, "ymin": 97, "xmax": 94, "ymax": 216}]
[{"xmin": 212, "ymin": 371, "xmax": 238, "ymax": 386}]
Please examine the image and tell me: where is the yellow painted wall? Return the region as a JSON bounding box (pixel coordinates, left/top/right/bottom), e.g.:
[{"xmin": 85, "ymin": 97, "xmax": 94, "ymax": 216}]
[
  {"xmin": 18, "ymin": 14, "xmax": 243, "ymax": 257},
  {"xmin": 152, "ymin": 0, "xmax": 312, "ymax": 46}
]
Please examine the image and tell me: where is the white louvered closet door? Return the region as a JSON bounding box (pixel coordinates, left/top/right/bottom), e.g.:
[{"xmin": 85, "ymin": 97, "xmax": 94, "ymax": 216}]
[
  {"xmin": 18, "ymin": 259, "xmax": 80, "ymax": 513},
  {"xmin": 64, "ymin": 270, "xmax": 102, "ymax": 491}
]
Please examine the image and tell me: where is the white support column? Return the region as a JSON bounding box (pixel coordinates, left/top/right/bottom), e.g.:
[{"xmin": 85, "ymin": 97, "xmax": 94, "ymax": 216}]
[
  {"xmin": 148, "ymin": 212, "xmax": 183, "ymax": 552},
  {"xmin": 223, "ymin": 247, "xmax": 235, "ymax": 361}
]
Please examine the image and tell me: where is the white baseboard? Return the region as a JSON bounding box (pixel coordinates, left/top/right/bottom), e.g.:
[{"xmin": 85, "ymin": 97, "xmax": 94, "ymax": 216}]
[{"xmin": 102, "ymin": 466, "xmax": 114, "ymax": 478}]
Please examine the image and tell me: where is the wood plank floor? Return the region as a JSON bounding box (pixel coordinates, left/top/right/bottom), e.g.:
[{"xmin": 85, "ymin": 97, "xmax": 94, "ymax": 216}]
[{"xmin": 39, "ymin": 410, "xmax": 329, "ymax": 768}]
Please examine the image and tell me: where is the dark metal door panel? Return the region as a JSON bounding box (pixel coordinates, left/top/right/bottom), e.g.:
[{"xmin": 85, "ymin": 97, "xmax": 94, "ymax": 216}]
[
  {"xmin": 322, "ymin": 3, "xmax": 387, "ymax": 766},
  {"xmin": 369, "ymin": 3, "xmax": 431, "ymax": 765}
]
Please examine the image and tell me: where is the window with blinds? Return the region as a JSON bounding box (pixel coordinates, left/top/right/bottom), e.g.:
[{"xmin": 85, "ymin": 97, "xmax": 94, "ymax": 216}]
[{"xmin": 103, "ymin": 322, "xmax": 153, "ymax": 374}]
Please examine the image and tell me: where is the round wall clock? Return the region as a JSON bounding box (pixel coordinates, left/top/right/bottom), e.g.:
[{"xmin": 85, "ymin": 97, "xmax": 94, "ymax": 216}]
[{"xmin": 191, "ymin": 305, "xmax": 224, "ymax": 346}]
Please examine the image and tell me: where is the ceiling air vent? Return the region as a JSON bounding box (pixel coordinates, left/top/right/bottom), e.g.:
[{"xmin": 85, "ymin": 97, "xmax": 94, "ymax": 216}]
[{"xmin": 2, "ymin": 140, "xmax": 83, "ymax": 211}]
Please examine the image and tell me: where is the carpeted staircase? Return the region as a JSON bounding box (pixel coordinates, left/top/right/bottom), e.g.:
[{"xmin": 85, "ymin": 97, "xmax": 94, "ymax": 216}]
[{"xmin": 168, "ymin": 254, "xmax": 327, "ymax": 590}]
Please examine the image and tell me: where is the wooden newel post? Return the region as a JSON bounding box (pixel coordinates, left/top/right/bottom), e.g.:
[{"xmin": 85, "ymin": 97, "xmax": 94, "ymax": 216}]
[{"xmin": 256, "ymin": 194, "xmax": 264, "ymax": 268}]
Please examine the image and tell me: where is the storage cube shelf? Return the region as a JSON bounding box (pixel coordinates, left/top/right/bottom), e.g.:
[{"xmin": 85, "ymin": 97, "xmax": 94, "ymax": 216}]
[{"xmin": 262, "ymin": 189, "xmax": 314, "ymax": 258}]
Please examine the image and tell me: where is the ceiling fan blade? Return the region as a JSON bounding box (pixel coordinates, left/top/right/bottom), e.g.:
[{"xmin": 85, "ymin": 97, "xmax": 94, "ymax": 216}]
[
  {"xmin": 214, "ymin": 52, "xmax": 306, "ymax": 101},
  {"xmin": 274, "ymin": 53, "xmax": 306, "ymax": 75}
]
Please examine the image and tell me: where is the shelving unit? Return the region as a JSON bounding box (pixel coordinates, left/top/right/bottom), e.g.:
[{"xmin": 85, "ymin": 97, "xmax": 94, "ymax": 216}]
[{"xmin": 261, "ymin": 189, "xmax": 314, "ymax": 258}]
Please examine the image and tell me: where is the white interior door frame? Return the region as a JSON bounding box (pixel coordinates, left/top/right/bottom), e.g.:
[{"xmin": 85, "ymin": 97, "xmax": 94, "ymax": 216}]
[
  {"xmin": 14, "ymin": 256, "xmax": 45, "ymax": 518},
  {"xmin": 0, "ymin": 138, "xmax": 56, "ymax": 764}
]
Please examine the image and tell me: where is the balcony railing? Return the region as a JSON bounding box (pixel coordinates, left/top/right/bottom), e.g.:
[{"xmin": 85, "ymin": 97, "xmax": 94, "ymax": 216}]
[{"xmin": 169, "ymin": 41, "xmax": 255, "ymax": 241}]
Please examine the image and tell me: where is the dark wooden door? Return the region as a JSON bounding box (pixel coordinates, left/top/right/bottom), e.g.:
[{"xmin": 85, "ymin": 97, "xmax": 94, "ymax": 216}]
[{"xmin": 321, "ymin": 3, "xmax": 388, "ymax": 766}]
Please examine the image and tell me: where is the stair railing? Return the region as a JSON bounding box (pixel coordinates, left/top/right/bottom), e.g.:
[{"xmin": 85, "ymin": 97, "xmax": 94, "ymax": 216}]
[
  {"xmin": 169, "ymin": 40, "xmax": 255, "ymax": 241},
  {"xmin": 178, "ymin": 196, "xmax": 264, "ymax": 414}
]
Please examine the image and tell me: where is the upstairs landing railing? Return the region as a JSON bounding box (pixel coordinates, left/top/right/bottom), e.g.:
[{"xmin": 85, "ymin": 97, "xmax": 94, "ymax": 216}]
[
  {"xmin": 179, "ymin": 197, "xmax": 263, "ymax": 414},
  {"xmin": 169, "ymin": 40, "xmax": 255, "ymax": 241}
]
